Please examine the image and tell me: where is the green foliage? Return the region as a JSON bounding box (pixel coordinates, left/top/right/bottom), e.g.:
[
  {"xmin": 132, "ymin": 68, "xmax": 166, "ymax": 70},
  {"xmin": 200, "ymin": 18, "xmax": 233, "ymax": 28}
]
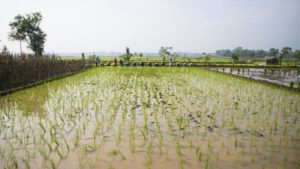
[
  {"xmin": 231, "ymin": 52, "xmax": 239, "ymax": 63},
  {"xmin": 1, "ymin": 46, "xmax": 9, "ymax": 55},
  {"xmin": 9, "ymin": 12, "xmax": 46, "ymax": 56},
  {"xmin": 120, "ymin": 47, "xmax": 133, "ymax": 64},
  {"xmin": 269, "ymin": 48, "xmax": 279, "ymax": 57},
  {"xmin": 159, "ymin": 46, "xmax": 173, "ymax": 61},
  {"xmin": 281, "ymin": 47, "xmax": 292, "ymax": 58},
  {"xmin": 232, "ymin": 47, "xmax": 242, "ymax": 63},
  {"xmin": 216, "ymin": 49, "xmax": 231, "ymax": 57},
  {"xmin": 293, "ymin": 50, "xmax": 300, "ymax": 61},
  {"xmin": 204, "ymin": 54, "xmax": 211, "ymax": 62}
]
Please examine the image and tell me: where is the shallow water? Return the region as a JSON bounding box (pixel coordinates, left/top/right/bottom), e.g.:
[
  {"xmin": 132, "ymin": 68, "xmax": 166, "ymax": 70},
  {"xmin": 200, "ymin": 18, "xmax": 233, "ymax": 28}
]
[
  {"xmin": 207, "ymin": 67, "xmax": 300, "ymax": 87},
  {"xmin": 0, "ymin": 67, "xmax": 299, "ymax": 169}
]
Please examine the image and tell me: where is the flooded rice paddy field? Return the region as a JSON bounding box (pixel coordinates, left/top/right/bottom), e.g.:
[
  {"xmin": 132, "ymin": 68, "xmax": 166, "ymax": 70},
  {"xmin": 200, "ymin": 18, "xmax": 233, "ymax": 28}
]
[
  {"xmin": 207, "ymin": 67, "xmax": 300, "ymax": 87},
  {"xmin": 0, "ymin": 67, "xmax": 299, "ymax": 169}
]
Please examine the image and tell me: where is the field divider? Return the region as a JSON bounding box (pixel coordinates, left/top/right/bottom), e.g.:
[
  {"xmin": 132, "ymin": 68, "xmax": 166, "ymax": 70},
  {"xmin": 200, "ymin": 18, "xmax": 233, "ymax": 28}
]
[
  {"xmin": 205, "ymin": 68, "xmax": 300, "ymax": 92},
  {"xmin": 0, "ymin": 66, "xmax": 92, "ymax": 96}
]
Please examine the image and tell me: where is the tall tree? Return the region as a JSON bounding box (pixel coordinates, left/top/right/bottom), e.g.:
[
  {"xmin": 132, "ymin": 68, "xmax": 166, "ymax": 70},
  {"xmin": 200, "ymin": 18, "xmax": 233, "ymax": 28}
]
[
  {"xmin": 255, "ymin": 50, "xmax": 267, "ymax": 58},
  {"xmin": 293, "ymin": 50, "xmax": 300, "ymax": 61},
  {"xmin": 269, "ymin": 48, "xmax": 279, "ymax": 57},
  {"xmin": 281, "ymin": 47, "xmax": 292, "ymax": 58},
  {"xmin": 159, "ymin": 46, "xmax": 172, "ymax": 62},
  {"xmin": 120, "ymin": 47, "xmax": 133, "ymax": 64},
  {"xmin": 9, "ymin": 12, "xmax": 46, "ymax": 56},
  {"xmin": 8, "ymin": 15, "xmax": 27, "ymax": 55},
  {"xmin": 232, "ymin": 47, "xmax": 242, "ymax": 63}
]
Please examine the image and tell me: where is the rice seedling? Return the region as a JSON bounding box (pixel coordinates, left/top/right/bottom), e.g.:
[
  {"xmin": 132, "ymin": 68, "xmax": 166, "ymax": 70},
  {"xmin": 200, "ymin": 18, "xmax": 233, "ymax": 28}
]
[
  {"xmin": 146, "ymin": 141, "xmax": 153, "ymax": 169},
  {"xmin": 22, "ymin": 158, "xmax": 31, "ymax": 169},
  {"xmin": 0, "ymin": 67, "xmax": 299, "ymax": 169},
  {"xmin": 39, "ymin": 147, "xmax": 48, "ymax": 161},
  {"xmin": 205, "ymin": 156, "xmax": 209, "ymax": 169}
]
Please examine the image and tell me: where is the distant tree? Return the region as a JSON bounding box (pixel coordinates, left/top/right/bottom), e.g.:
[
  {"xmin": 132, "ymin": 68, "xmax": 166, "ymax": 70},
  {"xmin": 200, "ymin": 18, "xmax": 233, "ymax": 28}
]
[
  {"xmin": 276, "ymin": 47, "xmax": 292, "ymax": 64},
  {"xmin": 1, "ymin": 45, "xmax": 9, "ymax": 55},
  {"xmin": 255, "ymin": 50, "xmax": 267, "ymax": 58},
  {"xmin": 172, "ymin": 53, "xmax": 179, "ymax": 62},
  {"xmin": 8, "ymin": 15, "xmax": 26, "ymax": 55},
  {"xmin": 159, "ymin": 46, "xmax": 172, "ymax": 62},
  {"xmin": 133, "ymin": 52, "xmax": 138, "ymax": 59},
  {"xmin": 243, "ymin": 49, "xmax": 255, "ymax": 59},
  {"xmin": 120, "ymin": 47, "xmax": 133, "ymax": 65},
  {"xmin": 81, "ymin": 53, "xmax": 85, "ymax": 60},
  {"xmin": 232, "ymin": 53, "xmax": 239, "ymax": 63},
  {"xmin": 216, "ymin": 49, "xmax": 231, "ymax": 57},
  {"xmin": 281, "ymin": 47, "xmax": 292, "ymax": 58},
  {"xmin": 138, "ymin": 53, "xmax": 143, "ymax": 62},
  {"xmin": 9, "ymin": 12, "xmax": 46, "ymax": 56},
  {"xmin": 204, "ymin": 54, "xmax": 211, "ymax": 62},
  {"xmin": 278, "ymin": 52, "xmax": 284, "ymax": 64},
  {"xmin": 88, "ymin": 55, "xmax": 96, "ymax": 62},
  {"xmin": 293, "ymin": 50, "xmax": 300, "ymax": 61},
  {"xmin": 232, "ymin": 47, "xmax": 242, "ymax": 63},
  {"xmin": 269, "ymin": 48, "xmax": 279, "ymax": 57},
  {"xmin": 28, "ymin": 28, "xmax": 46, "ymax": 56}
]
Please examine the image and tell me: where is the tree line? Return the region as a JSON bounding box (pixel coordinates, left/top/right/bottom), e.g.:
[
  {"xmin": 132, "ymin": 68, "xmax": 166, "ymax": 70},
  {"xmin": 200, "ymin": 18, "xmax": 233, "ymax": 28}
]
[
  {"xmin": 216, "ymin": 47, "xmax": 300, "ymax": 63},
  {"xmin": 0, "ymin": 12, "xmax": 89, "ymax": 94}
]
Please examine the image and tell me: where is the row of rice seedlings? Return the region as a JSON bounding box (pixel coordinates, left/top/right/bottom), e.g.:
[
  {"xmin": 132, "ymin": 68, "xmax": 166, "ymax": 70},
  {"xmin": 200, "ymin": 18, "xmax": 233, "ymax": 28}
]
[{"xmin": 0, "ymin": 67, "xmax": 299, "ymax": 169}]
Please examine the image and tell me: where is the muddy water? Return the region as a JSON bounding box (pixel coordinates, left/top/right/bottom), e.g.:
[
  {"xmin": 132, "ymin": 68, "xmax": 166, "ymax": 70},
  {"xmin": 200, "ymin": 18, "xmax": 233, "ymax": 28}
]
[
  {"xmin": 0, "ymin": 67, "xmax": 299, "ymax": 169},
  {"xmin": 208, "ymin": 67, "xmax": 300, "ymax": 87}
]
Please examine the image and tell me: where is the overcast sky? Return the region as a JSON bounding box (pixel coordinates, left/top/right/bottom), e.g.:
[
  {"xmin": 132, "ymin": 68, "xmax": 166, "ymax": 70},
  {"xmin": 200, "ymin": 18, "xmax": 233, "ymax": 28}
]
[{"xmin": 0, "ymin": 0, "xmax": 299, "ymax": 54}]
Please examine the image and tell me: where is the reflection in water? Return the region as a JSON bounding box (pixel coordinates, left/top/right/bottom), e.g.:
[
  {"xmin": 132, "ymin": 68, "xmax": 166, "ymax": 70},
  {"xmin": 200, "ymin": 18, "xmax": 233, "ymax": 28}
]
[
  {"xmin": 208, "ymin": 67, "xmax": 300, "ymax": 87},
  {"xmin": 0, "ymin": 67, "xmax": 299, "ymax": 169},
  {"xmin": 0, "ymin": 83, "xmax": 54, "ymax": 116}
]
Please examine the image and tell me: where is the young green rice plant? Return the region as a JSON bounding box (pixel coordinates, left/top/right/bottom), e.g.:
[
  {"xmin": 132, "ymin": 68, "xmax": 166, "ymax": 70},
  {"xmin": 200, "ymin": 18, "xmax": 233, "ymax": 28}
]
[
  {"xmin": 146, "ymin": 141, "xmax": 153, "ymax": 169},
  {"xmin": 122, "ymin": 99, "xmax": 127, "ymax": 121},
  {"xmin": 142, "ymin": 112, "xmax": 149, "ymax": 141},
  {"xmin": 205, "ymin": 156, "xmax": 209, "ymax": 169},
  {"xmin": 39, "ymin": 147, "xmax": 48, "ymax": 161},
  {"xmin": 137, "ymin": 127, "xmax": 146, "ymax": 140},
  {"xmin": 63, "ymin": 137, "xmax": 70, "ymax": 152},
  {"xmin": 108, "ymin": 164, "xmax": 115, "ymax": 169},
  {"xmin": 56, "ymin": 146, "xmax": 65, "ymax": 160},
  {"xmin": 251, "ymin": 155, "xmax": 256, "ymax": 163},
  {"xmin": 177, "ymin": 116, "xmax": 183, "ymax": 130},
  {"xmin": 22, "ymin": 157, "xmax": 31, "ymax": 169},
  {"xmin": 38, "ymin": 121, "xmax": 46, "ymax": 134},
  {"xmin": 283, "ymin": 153, "xmax": 288, "ymax": 162},
  {"xmin": 73, "ymin": 128, "xmax": 80, "ymax": 148},
  {"xmin": 78, "ymin": 150, "xmax": 85, "ymax": 169},
  {"xmin": 196, "ymin": 145, "xmax": 202, "ymax": 161},
  {"xmin": 7, "ymin": 152, "xmax": 19, "ymax": 169},
  {"xmin": 129, "ymin": 127, "xmax": 136, "ymax": 153},
  {"xmin": 50, "ymin": 159, "xmax": 57, "ymax": 169},
  {"xmin": 40, "ymin": 134, "xmax": 53, "ymax": 152},
  {"xmin": 176, "ymin": 139, "xmax": 184, "ymax": 169},
  {"xmin": 114, "ymin": 123, "xmax": 122, "ymax": 147}
]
